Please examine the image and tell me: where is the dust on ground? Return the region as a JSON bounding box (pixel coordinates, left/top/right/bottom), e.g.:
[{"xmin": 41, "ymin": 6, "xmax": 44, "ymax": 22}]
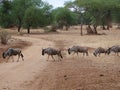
[{"xmin": 0, "ymin": 27, "xmax": 120, "ymax": 90}]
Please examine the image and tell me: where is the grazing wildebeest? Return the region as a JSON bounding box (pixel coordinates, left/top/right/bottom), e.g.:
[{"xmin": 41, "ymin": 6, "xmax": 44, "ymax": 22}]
[
  {"xmin": 42, "ymin": 47, "xmax": 63, "ymax": 61},
  {"xmin": 93, "ymin": 47, "xmax": 107, "ymax": 57},
  {"xmin": 2, "ymin": 48, "xmax": 24, "ymax": 62},
  {"xmin": 107, "ymin": 45, "xmax": 120, "ymax": 56},
  {"xmin": 68, "ymin": 46, "xmax": 88, "ymax": 57}
]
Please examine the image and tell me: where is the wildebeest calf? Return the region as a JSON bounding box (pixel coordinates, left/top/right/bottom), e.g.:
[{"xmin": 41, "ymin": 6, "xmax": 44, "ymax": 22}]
[
  {"xmin": 93, "ymin": 47, "xmax": 107, "ymax": 57},
  {"xmin": 107, "ymin": 45, "xmax": 120, "ymax": 56},
  {"xmin": 2, "ymin": 48, "xmax": 24, "ymax": 62},
  {"xmin": 68, "ymin": 46, "xmax": 88, "ymax": 56},
  {"xmin": 42, "ymin": 47, "xmax": 63, "ymax": 61}
]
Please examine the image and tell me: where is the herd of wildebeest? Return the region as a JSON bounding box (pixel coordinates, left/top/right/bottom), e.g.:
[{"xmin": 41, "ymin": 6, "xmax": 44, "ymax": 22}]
[{"xmin": 1, "ymin": 45, "xmax": 120, "ymax": 62}]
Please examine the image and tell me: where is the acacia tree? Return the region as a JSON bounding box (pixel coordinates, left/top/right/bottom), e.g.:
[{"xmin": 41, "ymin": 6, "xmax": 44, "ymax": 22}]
[
  {"xmin": 12, "ymin": 0, "xmax": 43, "ymax": 32},
  {"xmin": 65, "ymin": 1, "xmax": 86, "ymax": 35},
  {"xmin": 23, "ymin": 7, "xmax": 40, "ymax": 34},
  {"xmin": 23, "ymin": 2, "xmax": 52, "ymax": 33},
  {"xmin": 65, "ymin": 0, "xmax": 120, "ymax": 34},
  {"xmin": 52, "ymin": 7, "xmax": 78, "ymax": 30}
]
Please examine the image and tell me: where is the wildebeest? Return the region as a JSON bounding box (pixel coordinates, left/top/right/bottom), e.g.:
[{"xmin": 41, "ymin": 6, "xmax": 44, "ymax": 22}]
[
  {"xmin": 68, "ymin": 46, "xmax": 88, "ymax": 56},
  {"xmin": 107, "ymin": 45, "xmax": 120, "ymax": 56},
  {"xmin": 2, "ymin": 48, "xmax": 24, "ymax": 62},
  {"xmin": 93, "ymin": 47, "xmax": 107, "ymax": 57},
  {"xmin": 42, "ymin": 47, "xmax": 63, "ymax": 61}
]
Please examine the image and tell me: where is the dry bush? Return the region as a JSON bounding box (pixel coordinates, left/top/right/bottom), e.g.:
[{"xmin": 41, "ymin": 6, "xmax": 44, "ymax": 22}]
[
  {"xmin": 44, "ymin": 25, "xmax": 57, "ymax": 33},
  {"xmin": 17, "ymin": 32, "xmax": 23, "ymax": 36},
  {"xmin": 0, "ymin": 30, "xmax": 11, "ymax": 44}
]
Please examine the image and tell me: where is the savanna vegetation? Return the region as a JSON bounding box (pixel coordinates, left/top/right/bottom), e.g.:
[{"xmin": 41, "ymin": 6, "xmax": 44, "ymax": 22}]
[{"xmin": 0, "ymin": 0, "xmax": 119, "ymax": 35}]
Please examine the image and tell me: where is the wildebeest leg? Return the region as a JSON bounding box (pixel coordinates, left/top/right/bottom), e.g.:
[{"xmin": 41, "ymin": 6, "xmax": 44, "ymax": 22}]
[
  {"xmin": 17, "ymin": 55, "xmax": 20, "ymax": 62},
  {"xmin": 57, "ymin": 56, "xmax": 60, "ymax": 61},
  {"xmin": 86, "ymin": 52, "xmax": 88, "ymax": 56},
  {"xmin": 59, "ymin": 58, "xmax": 62, "ymax": 61},
  {"xmin": 98, "ymin": 53, "xmax": 100, "ymax": 57},
  {"xmin": 21, "ymin": 57, "xmax": 24, "ymax": 61},
  {"xmin": 77, "ymin": 52, "xmax": 79, "ymax": 59},
  {"xmin": 72, "ymin": 52, "xmax": 75, "ymax": 59},
  {"xmin": 21, "ymin": 53, "xmax": 24, "ymax": 61},
  {"xmin": 47, "ymin": 55, "xmax": 49, "ymax": 61},
  {"xmin": 105, "ymin": 53, "xmax": 106, "ymax": 55},
  {"xmin": 77, "ymin": 52, "xmax": 78, "ymax": 56},
  {"xmin": 115, "ymin": 52, "xmax": 117, "ymax": 56},
  {"xmin": 58, "ymin": 55, "xmax": 62, "ymax": 61},
  {"xmin": 51, "ymin": 55, "xmax": 55, "ymax": 61},
  {"xmin": 117, "ymin": 52, "xmax": 119, "ymax": 56},
  {"xmin": 6, "ymin": 56, "xmax": 10, "ymax": 63},
  {"xmin": 12, "ymin": 56, "xmax": 14, "ymax": 62},
  {"xmin": 83, "ymin": 53, "xmax": 85, "ymax": 56}
]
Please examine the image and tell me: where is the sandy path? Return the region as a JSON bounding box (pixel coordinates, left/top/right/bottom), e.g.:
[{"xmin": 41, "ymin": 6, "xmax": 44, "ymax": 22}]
[{"xmin": 0, "ymin": 36, "xmax": 54, "ymax": 90}]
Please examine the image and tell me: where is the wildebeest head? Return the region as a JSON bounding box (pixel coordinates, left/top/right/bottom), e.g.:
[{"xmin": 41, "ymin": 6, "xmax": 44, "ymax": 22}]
[
  {"xmin": 42, "ymin": 49, "xmax": 45, "ymax": 56},
  {"xmin": 68, "ymin": 48, "xmax": 71, "ymax": 54},
  {"xmin": 58, "ymin": 50, "xmax": 63, "ymax": 59},
  {"xmin": 2, "ymin": 52, "xmax": 6, "ymax": 59},
  {"xmin": 106, "ymin": 48, "xmax": 111, "ymax": 55},
  {"xmin": 93, "ymin": 52, "xmax": 97, "ymax": 57}
]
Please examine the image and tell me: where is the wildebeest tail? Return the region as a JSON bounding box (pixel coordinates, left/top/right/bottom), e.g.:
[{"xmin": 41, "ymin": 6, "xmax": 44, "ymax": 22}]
[
  {"xmin": 2, "ymin": 52, "xmax": 6, "ymax": 58},
  {"xmin": 60, "ymin": 54, "xmax": 63, "ymax": 58},
  {"xmin": 21, "ymin": 53, "xmax": 24, "ymax": 57},
  {"xmin": 68, "ymin": 48, "xmax": 71, "ymax": 54},
  {"xmin": 42, "ymin": 49, "xmax": 45, "ymax": 55},
  {"xmin": 59, "ymin": 50, "xmax": 63, "ymax": 59}
]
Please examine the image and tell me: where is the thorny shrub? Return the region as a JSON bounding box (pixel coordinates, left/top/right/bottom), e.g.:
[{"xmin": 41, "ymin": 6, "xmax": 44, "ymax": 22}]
[{"xmin": 0, "ymin": 30, "xmax": 11, "ymax": 44}]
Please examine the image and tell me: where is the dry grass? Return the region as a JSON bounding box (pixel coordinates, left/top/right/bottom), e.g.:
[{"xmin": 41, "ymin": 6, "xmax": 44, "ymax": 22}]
[
  {"xmin": 0, "ymin": 30, "xmax": 11, "ymax": 44},
  {"xmin": 0, "ymin": 26, "xmax": 120, "ymax": 90}
]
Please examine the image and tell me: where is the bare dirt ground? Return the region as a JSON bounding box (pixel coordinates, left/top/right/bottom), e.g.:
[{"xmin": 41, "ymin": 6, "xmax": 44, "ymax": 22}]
[{"xmin": 0, "ymin": 27, "xmax": 120, "ymax": 90}]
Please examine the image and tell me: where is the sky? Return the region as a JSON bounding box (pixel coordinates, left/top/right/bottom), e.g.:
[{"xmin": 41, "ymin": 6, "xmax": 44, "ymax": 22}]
[{"xmin": 43, "ymin": 0, "xmax": 73, "ymax": 8}]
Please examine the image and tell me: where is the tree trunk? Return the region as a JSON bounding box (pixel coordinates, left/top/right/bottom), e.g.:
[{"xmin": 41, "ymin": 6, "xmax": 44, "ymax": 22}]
[
  {"xmin": 18, "ymin": 25, "xmax": 21, "ymax": 32},
  {"xmin": 17, "ymin": 16, "xmax": 22, "ymax": 32},
  {"xmin": 106, "ymin": 10, "xmax": 112, "ymax": 30},
  {"xmin": 93, "ymin": 25, "xmax": 98, "ymax": 34},
  {"xmin": 27, "ymin": 25, "xmax": 30, "ymax": 34},
  {"xmin": 80, "ymin": 23, "xmax": 83, "ymax": 36},
  {"xmin": 65, "ymin": 25, "xmax": 69, "ymax": 31},
  {"xmin": 102, "ymin": 25, "xmax": 106, "ymax": 30},
  {"xmin": 107, "ymin": 25, "xmax": 109, "ymax": 30},
  {"xmin": 86, "ymin": 25, "xmax": 94, "ymax": 34},
  {"xmin": 102, "ymin": 21, "xmax": 106, "ymax": 30}
]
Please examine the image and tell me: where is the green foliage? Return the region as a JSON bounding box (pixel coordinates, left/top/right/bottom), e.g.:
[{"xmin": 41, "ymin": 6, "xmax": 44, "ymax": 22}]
[
  {"xmin": 67, "ymin": 0, "xmax": 120, "ymax": 26},
  {"xmin": 23, "ymin": 2, "xmax": 52, "ymax": 29},
  {"xmin": 0, "ymin": 0, "xmax": 120, "ymax": 32},
  {"xmin": 0, "ymin": 0, "xmax": 13, "ymax": 28},
  {"xmin": 0, "ymin": 30, "xmax": 11, "ymax": 44},
  {"xmin": 40, "ymin": 2, "xmax": 53, "ymax": 26},
  {"xmin": 23, "ymin": 7, "xmax": 41, "ymax": 28},
  {"xmin": 12, "ymin": 0, "xmax": 43, "ymax": 28},
  {"xmin": 0, "ymin": 0, "xmax": 53, "ymax": 32},
  {"xmin": 52, "ymin": 7, "xmax": 79, "ymax": 28}
]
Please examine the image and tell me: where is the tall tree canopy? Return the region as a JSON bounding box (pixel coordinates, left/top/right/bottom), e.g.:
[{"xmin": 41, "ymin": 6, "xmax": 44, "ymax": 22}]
[
  {"xmin": 65, "ymin": 0, "xmax": 120, "ymax": 34},
  {"xmin": 12, "ymin": 0, "xmax": 43, "ymax": 32},
  {"xmin": 23, "ymin": 2, "xmax": 52, "ymax": 33},
  {"xmin": 0, "ymin": 0, "xmax": 120, "ymax": 34},
  {"xmin": 52, "ymin": 7, "xmax": 79, "ymax": 30},
  {"xmin": 0, "ymin": 0, "xmax": 52, "ymax": 33}
]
